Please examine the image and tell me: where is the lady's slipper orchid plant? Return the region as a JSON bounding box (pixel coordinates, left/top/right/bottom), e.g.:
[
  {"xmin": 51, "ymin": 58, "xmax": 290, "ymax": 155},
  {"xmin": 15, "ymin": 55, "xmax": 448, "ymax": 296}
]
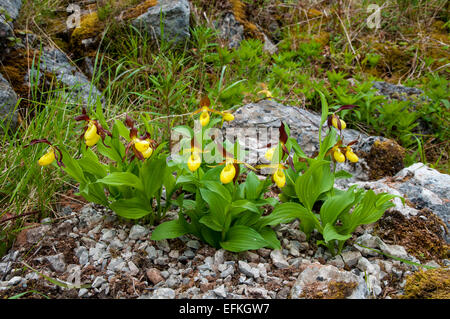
[
  {"xmin": 258, "ymin": 123, "xmax": 295, "ymax": 188},
  {"xmin": 75, "ymin": 108, "xmax": 112, "ymax": 147},
  {"xmin": 328, "ymin": 140, "xmax": 359, "ymax": 163},
  {"xmin": 24, "ymin": 139, "xmax": 64, "ymax": 167},
  {"xmin": 327, "ymin": 105, "xmax": 358, "ymax": 132},
  {"xmin": 124, "ymin": 115, "xmax": 157, "ymax": 161},
  {"xmin": 192, "ymin": 96, "xmax": 235, "ymax": 127},
  {"xmin": 324, "ymin": 105, "xmax": 360, "ymax": 163},
  {"xmin": 212, "ymin": 141, "xmax": 256, "ymax": 185}
]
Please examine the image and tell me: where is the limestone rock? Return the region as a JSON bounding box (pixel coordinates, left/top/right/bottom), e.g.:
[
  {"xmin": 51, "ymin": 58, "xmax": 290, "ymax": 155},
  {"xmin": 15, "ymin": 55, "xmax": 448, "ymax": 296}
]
[
  {"xmin": 352, "ymin": 163, "xmax": 450, "ymax": 242},
  {"xmin": 0, "ymin": 0, "xmax": 22, "ymax": 52},
  {"xmin": 38, "ymin": 47, "xmax": 103, "ymax": 107},
  {"xmin": 45, "ymin": 254, "xmax": 67, "ymax": 273},
  {"xmin": 0, "ymin": 73, "xmax": 18, "ymax": 130},
  {"xmin": 216, "ymin": 12, "xmax": 244, "ymax": 49},
  {"xmin": 291, "ymin": 263, "xmax": 368, "ymax": 299},
  {"xmin": 132, "ymin": 0, "xmax": 190, "ymax": 44},
  {"xmin": 223, "ymin": 99, "xmax": 402, "ymax": 183},
  {"xmin": 151, "ymin": 287, "xmax": 176, "ymax": 299}
]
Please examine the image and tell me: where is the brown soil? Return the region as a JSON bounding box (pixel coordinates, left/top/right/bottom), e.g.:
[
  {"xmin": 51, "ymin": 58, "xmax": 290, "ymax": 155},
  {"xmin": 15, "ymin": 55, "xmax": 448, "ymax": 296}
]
[{"xmin": 374, "ymin": 209, "xmax": 449, "ymax": 263}]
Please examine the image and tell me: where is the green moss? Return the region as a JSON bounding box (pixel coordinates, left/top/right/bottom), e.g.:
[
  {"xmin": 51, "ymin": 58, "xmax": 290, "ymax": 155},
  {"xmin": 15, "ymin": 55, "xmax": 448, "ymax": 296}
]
[
  {"xmin": 364, "ymin": 139, "xmax": 405, "ymax": 180},
  {"xmin": 402, "ymin": 268, "xmax": 450, "ymax": 299}
]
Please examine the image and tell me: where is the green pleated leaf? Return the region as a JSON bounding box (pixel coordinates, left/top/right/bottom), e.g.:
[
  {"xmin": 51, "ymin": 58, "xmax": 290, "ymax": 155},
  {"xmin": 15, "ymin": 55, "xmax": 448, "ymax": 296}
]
[
  {"xmin": 220, "ymin": 225, "xmax": 269, "ymax": 252},
  {"xmin": 199, "ymin": 214, "xmax": 223, "ymax": 232},
  {"xmin": 151, "ymin": 219, "xmax": 188, "ymax": 241},
  {"xmin": 109, "ymin": 197, "xmax": 151, "ymax": 219},
  {"xmin": 257, "ymin": 202, "xmax": 313, "ymax": 228},
  {"xmin": 323, "ymin": 223, "xmax": 352, "ymax": 243},
  {"xmin": 140, "ymin": 156, "xmax": 166, "ymax": 197},
  {"xmin": 259, "ymin": 227, "xmax": 281, "ymax": 250},
  {"xmin": 97, "ymin": 172, "xmax": 144, "ymax": 192},
  {"xmin": 295, "ymin": 159, "xmax": 334, "ymax": 211}
]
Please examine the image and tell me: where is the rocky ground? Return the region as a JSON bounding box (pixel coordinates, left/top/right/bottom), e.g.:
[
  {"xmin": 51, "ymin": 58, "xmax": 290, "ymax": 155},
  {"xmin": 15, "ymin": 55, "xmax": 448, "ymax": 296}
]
[{"xmin": 0, "ymin": 165, "xmax": 448, "ymax": 299}]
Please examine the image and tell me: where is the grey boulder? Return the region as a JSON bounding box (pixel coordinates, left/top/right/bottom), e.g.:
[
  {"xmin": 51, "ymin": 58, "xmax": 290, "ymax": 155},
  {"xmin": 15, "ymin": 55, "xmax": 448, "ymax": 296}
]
[
  {"xmin": 0, "ymin": 73, "xmax": 18, "ymax": 129},
  {"xmin": 291, "ymin": 263, "xmax": 368, "ymax": 299},
  {"xmin": 0, "ymin": 0, "xmax": 22, "ymax": 48},
  {"xmin": 38, "ymin": 47, "xmax": 103, "ymax": 107},
  {"xmin": 132, "ymin": 0, "xmax": 190, "ymax": 44},
  {"xmin": 352, "ymin": 163, "xmax": 450, "ymax": 242},
  {"xmin": 216, "ymin": 12, "xmax": 244, "ymax": 49},
  {"xmin": 222, "ymin": 99, "xmax": 392, "ymax": 183}
]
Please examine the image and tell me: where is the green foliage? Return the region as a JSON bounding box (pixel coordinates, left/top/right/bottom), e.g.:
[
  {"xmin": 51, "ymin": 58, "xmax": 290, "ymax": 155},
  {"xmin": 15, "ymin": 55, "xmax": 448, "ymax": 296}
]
[
  {"xmin": 267, "ymin": 98, "xmax": 401, "ymax": 255},
  {"xmin": 97, "ymin": 0, "xmax": 113, "ymax": 21},
  {"xmin": 272, "ymin": 157, "xmax": 398, "ymax": 255},
  {"xmin": 151, "ymin": 170, "xmax": 280, "ymax": 252},
  {"xmin": 60, "ymin": 108, "xmax": 176, "ymax": 223}
]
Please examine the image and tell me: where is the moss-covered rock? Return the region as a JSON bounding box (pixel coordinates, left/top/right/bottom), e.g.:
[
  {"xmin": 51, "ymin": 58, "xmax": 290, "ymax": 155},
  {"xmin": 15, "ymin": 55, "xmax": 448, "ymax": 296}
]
[
  {"xmin": 364, "ymin": 139, "xmax": 405, "ymax": 180},
  {"xmin": 402, "ymin": 268, "xmax": 450, "ymax": 299}
]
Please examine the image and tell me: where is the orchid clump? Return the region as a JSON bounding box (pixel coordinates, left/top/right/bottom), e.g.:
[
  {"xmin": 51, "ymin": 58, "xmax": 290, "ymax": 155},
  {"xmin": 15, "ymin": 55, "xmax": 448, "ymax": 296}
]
[{"xmin": 26, "ymin": 107, "xmax": 175, "ymax": 224}]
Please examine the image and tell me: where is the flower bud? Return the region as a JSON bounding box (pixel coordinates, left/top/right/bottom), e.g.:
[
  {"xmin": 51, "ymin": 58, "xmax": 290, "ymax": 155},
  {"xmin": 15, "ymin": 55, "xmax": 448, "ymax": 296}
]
[{"xmin": 332, "ymin": 116, "xmax": 346, "ymax": 130}]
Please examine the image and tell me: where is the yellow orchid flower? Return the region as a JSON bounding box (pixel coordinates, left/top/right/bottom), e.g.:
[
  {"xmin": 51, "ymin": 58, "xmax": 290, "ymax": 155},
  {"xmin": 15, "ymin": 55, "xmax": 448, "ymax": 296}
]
[
  {"xmin": 255, "ymin": 163, "xmax": 288, "ymax": 188},
  {"xmin": 134, "ymin": 138, "xmax": 151, "ymax": 153},
  {"xmin": 333, "ymin": 147, "xmax": 346, "ymax": 163},
  {"xmin": 85, "ymin": 133, "xmax": 101, "ymax": 147},
  {"xmin": 220, "ymin": 163, "xmax": 236, "ymax": 184},
  {"xmin": 76, "ymin": 109, "xmax": 112, "ymax": 148},
  {"xmin": 193, "ymin": 96, "xmax": 234, "ymax": 127},
  {"xmin": 141, "ymin": 146, "xmax": 153, "ymax": 159},
  {"xmin": 257, "ymin": 83, "xmax": 273, "ymax": 99},
  {"xmin": 123, "ymin": 115, "xmax": 157, "ymax": 161},
  {"xmin": 187, "ymin": 152, "xmax": 202, "ymax": 172},
  {"xmin": 24, "ymin": 139, "xmax": 64, "ymax": 168},
  {"xmin": 345, "ymin": 146, "xmax": 359, "ymax": 163},
  {"xmin": 273, "ymin": 168, "xmax": 286, "ymax": 188},
  {"xmin": 38, "ymin": 148, "xmax": 56, "ymax": 166},
  {"xmin": 257, "ymin": 89, "xmax": 273, "ymax": 99},
  {"xmin": 83, "ymin": 122, "xmax": 101, "ymax": 147},
  {"xmin": 84, "ymin": 122, "xmax": 98, "ymax": 140},
  {"xmin": 199, "ymin": 108, "xmax": 210, "ymax": 127}
]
